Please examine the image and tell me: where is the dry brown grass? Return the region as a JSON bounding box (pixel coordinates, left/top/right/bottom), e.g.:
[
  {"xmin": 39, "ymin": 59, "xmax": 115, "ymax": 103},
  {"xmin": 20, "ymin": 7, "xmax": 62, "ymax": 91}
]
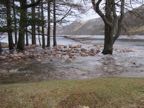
[{"xmin": 0, "ymin": 78, "xmax": 144, "ymax": 108}]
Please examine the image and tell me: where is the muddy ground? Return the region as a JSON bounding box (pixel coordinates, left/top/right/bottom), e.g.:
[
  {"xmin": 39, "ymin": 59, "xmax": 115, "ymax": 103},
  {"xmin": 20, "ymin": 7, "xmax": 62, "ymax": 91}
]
[{"xmin": 0, "ymin": 36, "xmax": 144, "ymax": 84}]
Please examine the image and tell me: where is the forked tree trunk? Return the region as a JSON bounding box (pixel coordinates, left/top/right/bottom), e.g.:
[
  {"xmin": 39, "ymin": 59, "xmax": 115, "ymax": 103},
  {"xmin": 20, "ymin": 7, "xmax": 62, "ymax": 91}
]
[
  {"xmin": 102, "ymin": 0, "xmax": 113, "ymax": 55},
  {"xmin": 91, "ymin": 0, "xmax": 125, "ymax": 55}
]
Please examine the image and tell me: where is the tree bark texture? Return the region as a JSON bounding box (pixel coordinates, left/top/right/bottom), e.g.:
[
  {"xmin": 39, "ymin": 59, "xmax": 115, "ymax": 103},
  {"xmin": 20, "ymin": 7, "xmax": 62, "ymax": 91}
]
[
  {"xmin": 17, "ymin": 0, "xmax": 27, "ymax": 51},
  {"xmin": 53, "ymin": 0, "xmax": 57, "ymax": 46},
  {"xmin": 6, "ymin": 0, "xmax": 14, "ymax": 50},
  {"xmin": 47, "ymin": 0, "xmax": 51, "ymax": 47}
]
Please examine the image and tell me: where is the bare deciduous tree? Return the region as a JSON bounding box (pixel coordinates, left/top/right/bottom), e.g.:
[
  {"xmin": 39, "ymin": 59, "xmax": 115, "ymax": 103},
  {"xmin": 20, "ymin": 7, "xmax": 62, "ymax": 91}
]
[{"xmin": 91, "ymin": 0, "xmax": 125, "ymax": 54}]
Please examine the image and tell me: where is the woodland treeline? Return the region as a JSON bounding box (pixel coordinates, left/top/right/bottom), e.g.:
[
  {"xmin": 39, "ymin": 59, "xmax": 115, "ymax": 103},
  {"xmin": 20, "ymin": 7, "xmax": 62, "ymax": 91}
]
[
  {"xmin": 0, "ymin": 0, "xmax": 82, "ymax": 51},
  {"xmin": 0, "ymin": 0, "xmax": 144, "ymax": 55}
]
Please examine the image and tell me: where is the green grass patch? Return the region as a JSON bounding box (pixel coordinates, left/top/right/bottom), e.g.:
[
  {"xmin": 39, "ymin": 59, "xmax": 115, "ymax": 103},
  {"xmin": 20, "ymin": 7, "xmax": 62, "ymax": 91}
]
[{"xmin": 0, "ymin": 78, "xmax": 144, "ymax": 108}]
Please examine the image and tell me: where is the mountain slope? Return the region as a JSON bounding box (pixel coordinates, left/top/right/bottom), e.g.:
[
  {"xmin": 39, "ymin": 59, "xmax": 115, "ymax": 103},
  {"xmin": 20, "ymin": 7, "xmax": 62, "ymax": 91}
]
[{"xmin": 59, "ymin": 5, "xmax": 144, "ymax": 35}]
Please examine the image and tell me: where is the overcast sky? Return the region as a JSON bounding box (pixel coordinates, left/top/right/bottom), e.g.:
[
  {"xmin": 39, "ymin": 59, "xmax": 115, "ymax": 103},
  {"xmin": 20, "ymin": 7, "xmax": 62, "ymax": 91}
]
[{"xmin": 76, "ymin": 0, "xmax": 144, "ymax": 21}]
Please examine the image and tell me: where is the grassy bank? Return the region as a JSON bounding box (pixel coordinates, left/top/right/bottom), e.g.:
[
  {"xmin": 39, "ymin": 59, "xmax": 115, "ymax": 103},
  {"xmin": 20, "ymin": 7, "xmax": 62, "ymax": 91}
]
[{"xmin": 0, "ymin": 78, "xmax": 144, "ymax": 108}]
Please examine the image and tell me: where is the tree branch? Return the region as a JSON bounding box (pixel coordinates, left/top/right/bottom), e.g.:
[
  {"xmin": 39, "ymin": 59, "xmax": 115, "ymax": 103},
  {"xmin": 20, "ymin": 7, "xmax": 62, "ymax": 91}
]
[
  {"xmin": 56, "ymin": 7, "xmax": 72, "ymax": 23},
  {"xmin": 113, "ymin": 0, "xmax": 125, "ymax": 44},
  {"xmin": 91, "ymin": 0, "xmax": 112, "ymax": 26}
]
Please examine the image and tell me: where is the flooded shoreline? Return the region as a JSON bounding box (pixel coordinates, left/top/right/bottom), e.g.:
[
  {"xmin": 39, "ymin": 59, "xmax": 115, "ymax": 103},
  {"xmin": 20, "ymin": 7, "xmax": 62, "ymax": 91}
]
[{"xmin": 0, "ymin": 35, "xmax": 144, "ymax": 84}]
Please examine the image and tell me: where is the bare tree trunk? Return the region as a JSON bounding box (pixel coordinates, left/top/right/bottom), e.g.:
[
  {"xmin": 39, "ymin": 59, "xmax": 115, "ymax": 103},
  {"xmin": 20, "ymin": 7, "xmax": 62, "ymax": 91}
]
[
  {"xmin": 41, "ymin": 2, "xmax": 45, "ymax": 49},
  {"xmin": 102, "ymin": 0, "xmax": 113, "ymax": 54},
  {"xmin": 12, "ymin": 0, "xmax": 17, "ymax": 45},
  {"xmin": 31, "ymin": 0, "xmax": 36, "ymax": 45},
  {"xmin": 6, "ymin": 0, "xmax": 14, "ymax": 50},
  {"xmin": 47, "ymin": 0, "xmax": 51, "ymax": 47},
  {"xmin": 53, "ymin": 0, "xmax": 57, "ymax": 46},
  {"xmin": 17, "ymin": 0, "xmax": 27, "ymax": 51},
  {"xmin": 17, "ymin": 0, "xmax": 41, "ymax": 50},
  {"xmin": 26, "ymin": 27, "xmax": 29, "ymax": 46},
  {"xmin": 25, "ymin": 4, "xmax": 29, "ymax": 46},
  {"xmin": 91, "ymin": 0, "xmax": 125, "ymax": 55},
  {"xmin": 102, "ymin": 24, "xmax": 113, "ymax": 54},
  {"xmin": 37, "ymin": 6, "xmax": 41, "ymax": 46}
]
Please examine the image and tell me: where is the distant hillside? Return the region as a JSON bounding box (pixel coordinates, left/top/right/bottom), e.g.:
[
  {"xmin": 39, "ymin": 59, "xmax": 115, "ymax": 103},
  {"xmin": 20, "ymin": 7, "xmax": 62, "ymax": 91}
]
[
  {"xmin": 59, "ymin": 5, "xmax": 144, "ymax": 35},
  {"xmin": 123, "ymin": 5, "xmax": 144, "ymax": 34},
  {"xmin": 58, "ymin": 18, "xmax": 104, "ymax": 35}
]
